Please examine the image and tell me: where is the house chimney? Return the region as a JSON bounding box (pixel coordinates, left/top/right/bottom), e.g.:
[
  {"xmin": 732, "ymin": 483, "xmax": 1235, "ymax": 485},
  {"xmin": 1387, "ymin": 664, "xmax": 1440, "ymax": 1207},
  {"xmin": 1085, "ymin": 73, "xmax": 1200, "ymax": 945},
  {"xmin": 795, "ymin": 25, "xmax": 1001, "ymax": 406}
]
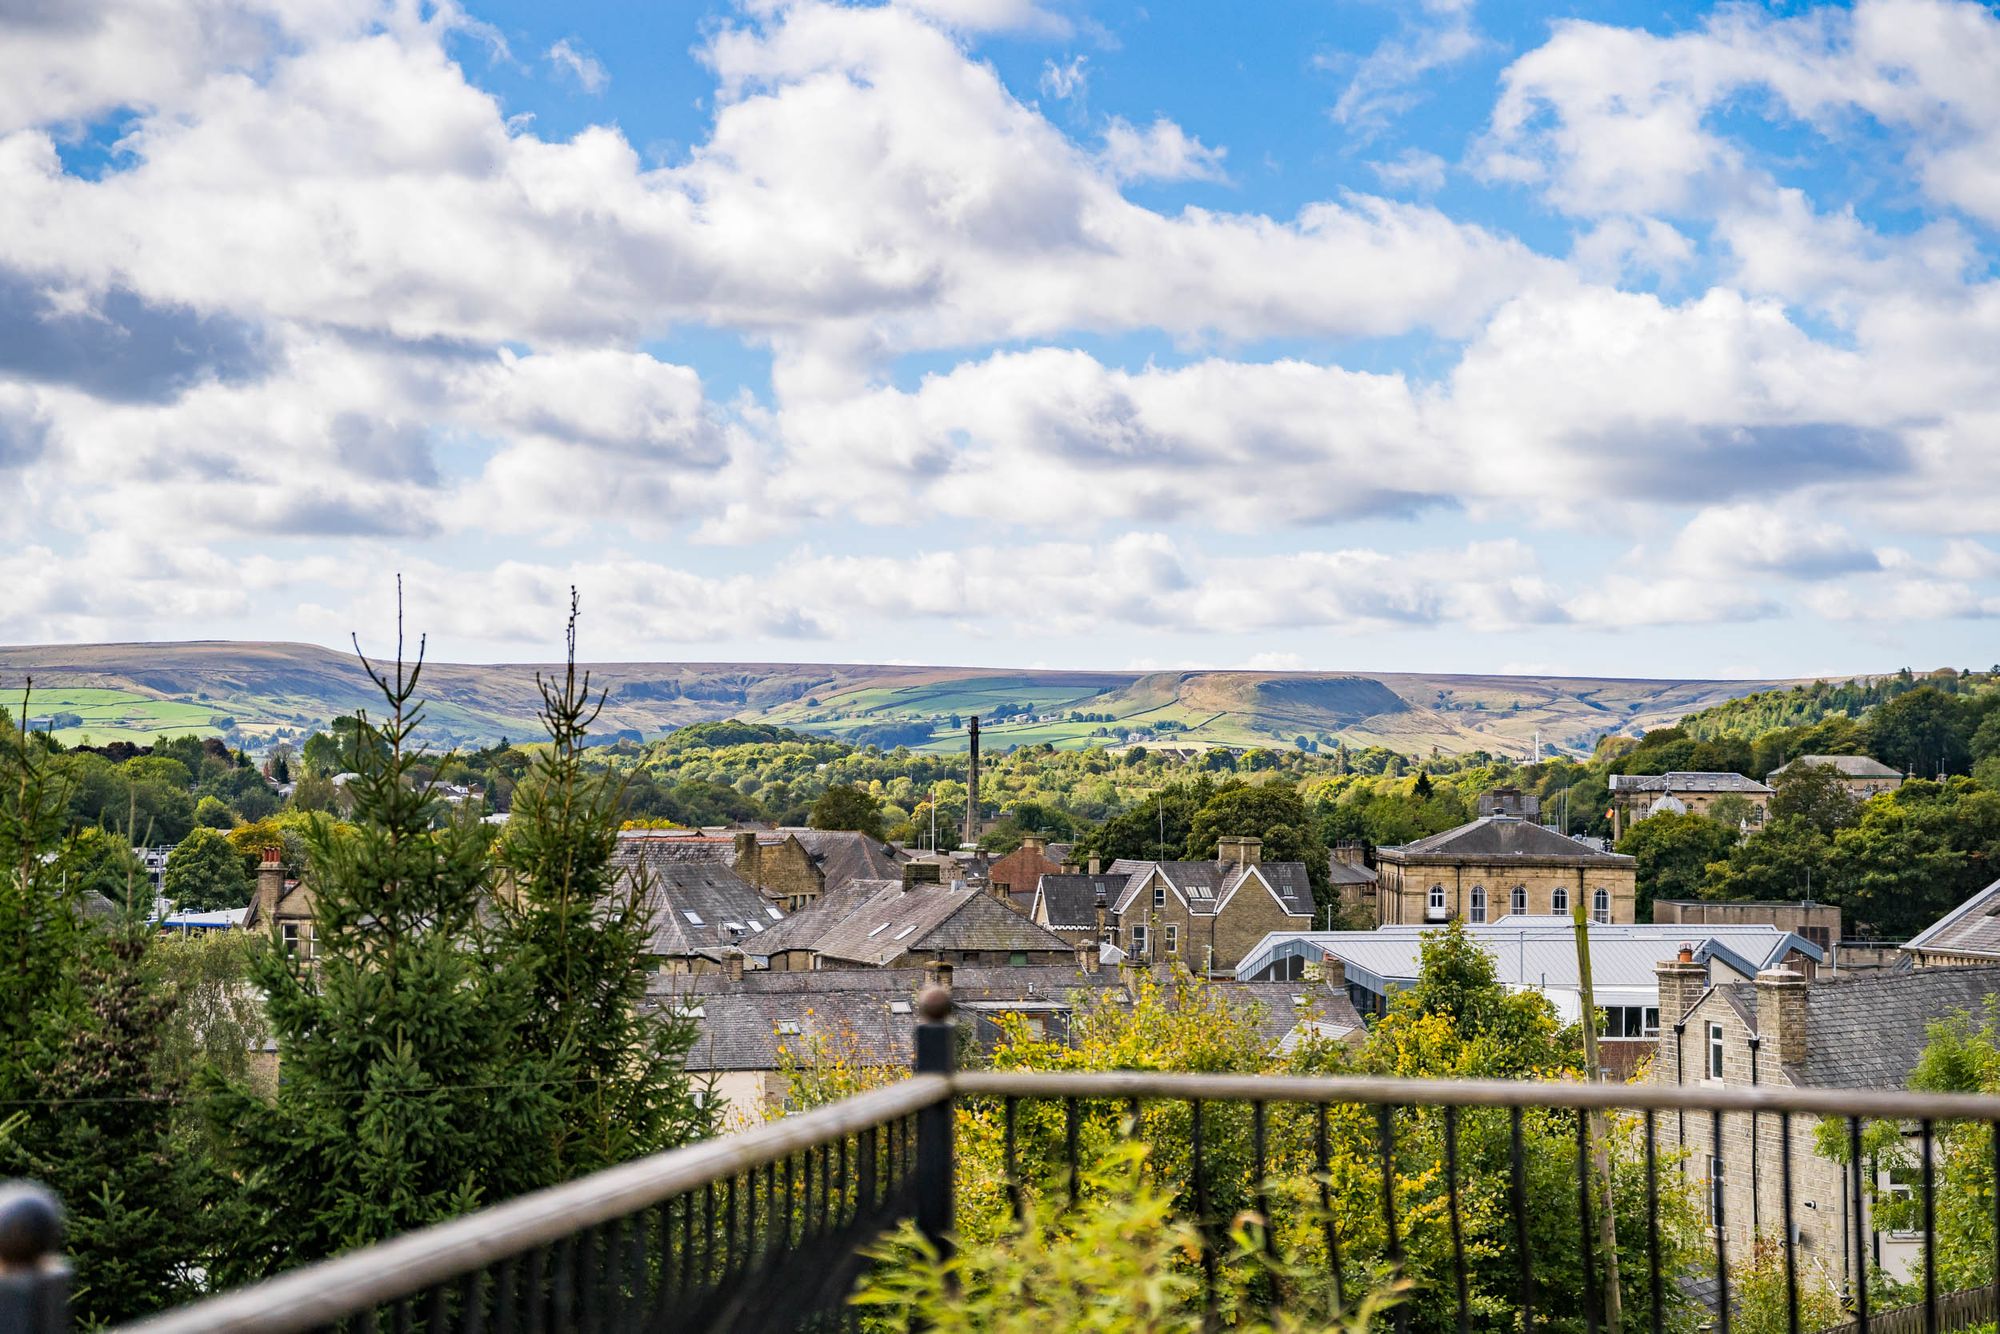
[
  {"xmin": 962, "ymin": 716, "xmax": 981, "ymax": 848},
  {"xmin": 1077, "ymin": 939, "xmax": 1100, "ymax": 972},
  {"xmin": 724, "ymin": 949, "xmax": 745, "ymax": 983},
  {"xmin": 1218, "ymin": 835, "xmax": 1262, "ymax": 868},
  {"xmin": 1022, "ymin": 836, "xmax": 1047, "ymax": 858},
  {"xmin": 902, "ymin": 862, "xmax": 941, "ymax": 890},
  {"xmin": 1088, "ymin": 855, "xmax": 1102, "ymax": 876},
  {"xmin": 924, "ymin": 959, "xmax": 954, "ymax": 993},
  {"xmin": 254, "ymin": 845, "xmax": 285, "ymax": 924},
  {"xmin": 1318, "ymin": 952, "xmax": 1347, "ymax": 992},
  {"xmin": 1332, "ymin": 841, "xmax": 1366, "ymax": 869},
  {"xmin": 1756, "ymin": 968, "xmax": 1808, "ymax": 1068},
  {"xmin": 1654, "ymin": 947, "xmax": 1710, "ymax": 1078},
  {"xmin": 733, "ymin": 830, "xmax": 759, "ymax": 887},
  {"xmin": 1094, "ymin": 884, "xmax": 1109, "ymax": 940}
]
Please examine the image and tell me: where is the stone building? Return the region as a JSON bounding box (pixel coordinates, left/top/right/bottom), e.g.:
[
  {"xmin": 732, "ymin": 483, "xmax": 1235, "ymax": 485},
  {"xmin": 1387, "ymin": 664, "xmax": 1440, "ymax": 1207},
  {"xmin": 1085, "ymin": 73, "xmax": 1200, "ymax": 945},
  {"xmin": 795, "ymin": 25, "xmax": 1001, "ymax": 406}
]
[
  {"xmin": 610, "ymin": 838, "xmax": 789, "ymax": 974},
  {"xmin": 1899, "ymin": 876, "xmax": 2000, "ymax": 967},
  {"xmin": 1654, "ymin": 954, "xmax": 2000, "ymax": 1295},
  {"xmin": 241, "ymin": 845, "xmax": 315, "ymax": 961},
  {"xmin": 1766, "ymin": 754, "xmax": 1905, "ymax": 799},
  {"xmin": 987, "ymin": 836, "xmax": 1064, "ymax": 912},
  {"xmin": 744, "ymin": 873, "xmax": 1078, "ymax": 971},
  {"xmin": 1608, "ymin": 771, "xmax": 1774, "ymax": 837},
  {"xmin": 1372, "ymin": 816, "xmax": 1637, "ymax": 927},
  {"xmin": 611, "ymin": 828, "xmax": 905, "ymax": 912},
  {"xmin": 1104, "ymin": 836, "xmax": 1316, "ymax": 974},
  {"xmin": 1654, "ymin": 898, "xmax": 1841, "ymax": 959}
]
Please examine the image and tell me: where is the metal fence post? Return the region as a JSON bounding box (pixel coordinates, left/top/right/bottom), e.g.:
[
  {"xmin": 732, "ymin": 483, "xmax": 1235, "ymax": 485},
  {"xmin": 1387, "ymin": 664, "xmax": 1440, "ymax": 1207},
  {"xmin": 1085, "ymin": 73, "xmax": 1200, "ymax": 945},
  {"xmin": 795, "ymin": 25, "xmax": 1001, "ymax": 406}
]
[
  {"xmin": 913, "ymin": 984, "xmax": 956, "ymax": 1258},
  {"xmin": 0, "ymin": 1182, "xmax": 70, "ymax": 1334}
]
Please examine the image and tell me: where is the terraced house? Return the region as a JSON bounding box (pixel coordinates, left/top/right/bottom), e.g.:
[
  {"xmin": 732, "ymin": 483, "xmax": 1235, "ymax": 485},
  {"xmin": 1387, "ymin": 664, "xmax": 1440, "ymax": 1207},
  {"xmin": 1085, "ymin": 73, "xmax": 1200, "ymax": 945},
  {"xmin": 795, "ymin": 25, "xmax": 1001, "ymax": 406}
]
[{"xmin": 1103, "ymin": 835, "xmax": 1316, "ymax": 974}]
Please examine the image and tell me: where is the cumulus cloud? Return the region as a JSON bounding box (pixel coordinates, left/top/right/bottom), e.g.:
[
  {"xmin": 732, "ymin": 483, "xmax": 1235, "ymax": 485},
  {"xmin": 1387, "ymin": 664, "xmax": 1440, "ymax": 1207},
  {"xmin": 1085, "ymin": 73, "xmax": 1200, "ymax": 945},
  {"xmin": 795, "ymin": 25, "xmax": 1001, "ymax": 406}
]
[
  {"xmin": 1097, "ymin": 117, "xmax": 1227, "ymax": 184},
  {"xmin": 1666, "ymin": 504, "xmax": 1882, "ymax": 579},
  {"xmin": 1039, "ymin": 54, "xmax": 1086, "ymax": 102},
  {"xmin": 1327, "ymin": 0, "xmax": 1485, "ymax": 135}
]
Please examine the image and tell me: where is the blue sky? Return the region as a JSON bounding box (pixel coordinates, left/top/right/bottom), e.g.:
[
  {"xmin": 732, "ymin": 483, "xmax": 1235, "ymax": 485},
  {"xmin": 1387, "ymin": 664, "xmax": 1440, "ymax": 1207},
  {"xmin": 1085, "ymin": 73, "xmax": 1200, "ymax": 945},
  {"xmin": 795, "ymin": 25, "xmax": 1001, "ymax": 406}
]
[{"xmin": 1, "ymin": 0, "xmax": 1997, "ymax": 679}]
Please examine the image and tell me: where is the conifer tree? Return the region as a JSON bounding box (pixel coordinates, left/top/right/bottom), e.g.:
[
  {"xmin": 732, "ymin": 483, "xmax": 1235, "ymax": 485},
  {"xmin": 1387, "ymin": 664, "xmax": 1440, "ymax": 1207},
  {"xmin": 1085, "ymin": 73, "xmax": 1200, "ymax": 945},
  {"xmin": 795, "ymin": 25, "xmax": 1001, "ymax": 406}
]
[
  {"xmin": 207, "ymin": 609, "xmax": 563, "ymax": 1278},
  {"xmin": 2, "ymin": 690, "xmax": 215, "ymax": 1325},
  {"xmin": 494, "ymin": 591, "xmax": 711, "ymax": 1174}
]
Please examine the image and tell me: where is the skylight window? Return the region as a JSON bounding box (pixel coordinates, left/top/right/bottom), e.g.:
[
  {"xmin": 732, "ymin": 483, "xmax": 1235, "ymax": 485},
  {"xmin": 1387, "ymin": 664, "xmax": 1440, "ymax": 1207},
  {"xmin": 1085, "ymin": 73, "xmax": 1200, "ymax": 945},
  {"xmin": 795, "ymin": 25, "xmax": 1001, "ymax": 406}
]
[
  {"xmin": 893, "ymin": 925, "xmax": 917, "ymax": 940},
  {"xmin": 776, "ymin": 1021, "xmax": 801, "ymax": 1036},
  {"xmin": 889, "ymin": 1000, "xmax": 913, "ymax": 1014},
  {"xmin": 765, "ymin": 906, "xmax": 783, "ymax": 920},
  {"xmin": 868, "ymin": 923, "xmax": 891, "ymax": 937},
  {"xmin": 748, "ymin": 920, "xmax": 764, "ymax": 932},
  {"xmin": 682, "ymin": 910, "xmax": 705, "ymax": 926}
]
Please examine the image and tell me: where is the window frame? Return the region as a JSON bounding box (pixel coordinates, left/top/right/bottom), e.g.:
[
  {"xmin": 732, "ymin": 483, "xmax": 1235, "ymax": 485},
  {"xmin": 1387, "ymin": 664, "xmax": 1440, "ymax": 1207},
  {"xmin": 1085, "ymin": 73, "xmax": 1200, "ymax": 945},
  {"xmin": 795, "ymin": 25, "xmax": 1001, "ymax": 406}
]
[
  {"xmin": 1593, "ymin": 887, "xmax": 1611, "ymax": 924},
  {"xmin": 1511, "ymin": 885, "xmax": 1527, "ymax": 915},
  {"xmin": 1551, "ymin": 886, "xmax": 1569, "ymax": 915},
  {"xmin": 1153, "ymin": 884, "xmax": 1166, "ymax": 908},
  {"xmin": 1428, "ymin": 883, "xmax": 1446, "ymax": 915},
  {"xmin": 1164, "ymin": 923, "xmax": 1179, "ymax": 955},
  {"xmin": 1469, "ymin": 885, "xmax": 1487, "ymax": 924},
  {"xmin": 1708, "ymin": 1021, "xmax": 1725, "ymax": 1079},
  {"xmin": 1131, "ymin": 923, "xmax": 1149, "ymax": 957}
]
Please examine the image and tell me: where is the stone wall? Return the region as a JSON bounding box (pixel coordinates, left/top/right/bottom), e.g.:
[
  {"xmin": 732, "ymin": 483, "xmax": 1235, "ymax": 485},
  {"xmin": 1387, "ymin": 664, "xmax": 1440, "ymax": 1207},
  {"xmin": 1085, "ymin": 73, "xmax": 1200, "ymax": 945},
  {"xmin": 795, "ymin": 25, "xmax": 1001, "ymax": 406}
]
[{"xmin": 1377, "ymin": 860, "xmax": 1636, "ymax": 926}]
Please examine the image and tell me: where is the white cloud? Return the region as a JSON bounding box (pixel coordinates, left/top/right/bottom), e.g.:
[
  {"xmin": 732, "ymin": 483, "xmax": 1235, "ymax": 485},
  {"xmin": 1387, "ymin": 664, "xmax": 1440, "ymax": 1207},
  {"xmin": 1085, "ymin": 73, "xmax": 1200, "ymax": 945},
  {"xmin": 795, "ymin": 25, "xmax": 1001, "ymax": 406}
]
[
  {"xmin": 1097, "ymin": 117, "xmax": 1226, "ymax": 184},
  {"xmin": 1328, "ymin": 0, "xmax": 1485, "ymax": 135},
  {"xmin": 1039, "ymin": 54, "xmax": 1087, "ymax": 102},
  {"xmin": 891, "ymin": 0, "xmax": 1071, "ymax": 37},
  {"xmin": 1666, "ymin": 504, "xmax": 1882, "ymax": 579},
  {"xmin": 1939, "ymin": 539, "xmax": 2000, "ymax": 580},
  {"xmin": 546, "ymin": 38, "xmax": 608, "ymax": 95},
  {"xmin": 1369, "ymin": 149, "xmax": 1447, "ymax": 194}
]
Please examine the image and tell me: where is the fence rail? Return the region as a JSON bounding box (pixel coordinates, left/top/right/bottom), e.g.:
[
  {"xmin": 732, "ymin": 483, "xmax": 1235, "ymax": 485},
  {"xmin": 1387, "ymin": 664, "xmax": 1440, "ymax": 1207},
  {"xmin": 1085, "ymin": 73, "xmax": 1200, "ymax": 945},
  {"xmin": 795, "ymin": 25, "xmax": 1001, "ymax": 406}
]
[{"xmin": 8, "ymin": 991, "xmax": 2000, "ymax": 1332}]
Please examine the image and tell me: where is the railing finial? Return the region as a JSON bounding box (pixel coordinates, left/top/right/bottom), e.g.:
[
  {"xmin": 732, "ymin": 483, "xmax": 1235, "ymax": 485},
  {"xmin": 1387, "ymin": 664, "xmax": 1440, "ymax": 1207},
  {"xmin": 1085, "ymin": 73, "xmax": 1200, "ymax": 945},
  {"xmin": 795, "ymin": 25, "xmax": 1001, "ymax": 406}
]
[{"xmin": 0, "ymin": 1181, "xmax": 71, "ymax": 1334}]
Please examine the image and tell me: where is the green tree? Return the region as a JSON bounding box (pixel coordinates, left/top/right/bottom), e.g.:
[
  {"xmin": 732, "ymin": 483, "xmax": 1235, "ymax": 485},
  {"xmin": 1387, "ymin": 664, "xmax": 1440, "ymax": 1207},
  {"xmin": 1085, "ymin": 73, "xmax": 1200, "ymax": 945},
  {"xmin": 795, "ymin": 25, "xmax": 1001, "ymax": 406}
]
[
  {"xmin": 194, "ymin": 793, "xmax": 237, "ymax": 829},
  {"xmin": 1869, "ymin": 686, "xmax": 1973, "ymax": 778},
  {"xmin": 493, "ymin": 597, "xmax": 712, "ymax": 1175},
  {"xmin": 162, "ymin": 826, "xmax": 254, "ymax": 910},
  {"xmin": 1617, "ymin": 812, "xmax": 1737, "ymax": 919},
  {"xmin": 1768, "ymin": 763, "xmax": 1860, "ymax": 836},
  {"xmin": 205, "ymin": 628, "xmax": 563, "ymax": 1279},
  {"xmin": 809, "ymin": 782, "xmax": 887, "ymax": 839},
  {"xmin": 1186, "ymin": 781, "xmax": 1331, "ymax": 905},
  {"xmin": 1704, "ymin": 816, "xmax": 1833, "ymax": 905},
  {"xmin": 1827, "ymin": 779, "xmax": 2000, "ymax": 937}
]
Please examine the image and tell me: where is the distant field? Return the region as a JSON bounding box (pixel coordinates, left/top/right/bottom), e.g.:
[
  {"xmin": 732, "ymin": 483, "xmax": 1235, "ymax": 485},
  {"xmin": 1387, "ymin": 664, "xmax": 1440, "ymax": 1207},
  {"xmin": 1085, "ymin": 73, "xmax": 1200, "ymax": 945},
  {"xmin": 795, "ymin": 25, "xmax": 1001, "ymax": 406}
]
[{"xmin": 0, "ymin": 641, "xmax": 1815, "ymax": 757}]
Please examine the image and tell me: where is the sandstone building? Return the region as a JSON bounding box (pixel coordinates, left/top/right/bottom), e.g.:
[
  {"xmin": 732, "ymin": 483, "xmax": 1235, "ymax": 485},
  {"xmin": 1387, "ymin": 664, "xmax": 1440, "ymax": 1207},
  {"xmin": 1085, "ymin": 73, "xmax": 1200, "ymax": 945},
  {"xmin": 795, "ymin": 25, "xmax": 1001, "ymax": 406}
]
[{"xmin": 1370, "ymin": 815, "xmax": 1637, "ymax": 926}]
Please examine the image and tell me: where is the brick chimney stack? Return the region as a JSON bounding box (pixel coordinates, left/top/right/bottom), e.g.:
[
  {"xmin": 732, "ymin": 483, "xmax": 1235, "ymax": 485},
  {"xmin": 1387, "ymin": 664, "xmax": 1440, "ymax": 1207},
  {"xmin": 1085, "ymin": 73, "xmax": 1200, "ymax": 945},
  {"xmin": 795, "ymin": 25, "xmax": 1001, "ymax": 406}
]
[
  {"xmin": 724, "ymin": 949, "xmax": 745, "ymax": 983},
  {"xmin": 1756, "ymin": 967, "xmax": 1808, "ymax": 1069},
  {"xmin": 902, "ymin": 862, "xmax": 941, "ymax": 891},
  {"xmin": 1654, "ymin": 944, "xmax": 1710, "ymax": 1081},
  {"xmin": 924, "ymin": 959, "xmax": 954, "ymax": 994},
  {"xmin": 1094, "ymin": 884, "xmax": 1109, "ymax": 940},
  {"xmin": 253, "ymin": 845, "xmax": 286, "ymax": 924},
  {"xmin": 1217, "ymin": 835, "xmax": 1263, "ymax": 868}
]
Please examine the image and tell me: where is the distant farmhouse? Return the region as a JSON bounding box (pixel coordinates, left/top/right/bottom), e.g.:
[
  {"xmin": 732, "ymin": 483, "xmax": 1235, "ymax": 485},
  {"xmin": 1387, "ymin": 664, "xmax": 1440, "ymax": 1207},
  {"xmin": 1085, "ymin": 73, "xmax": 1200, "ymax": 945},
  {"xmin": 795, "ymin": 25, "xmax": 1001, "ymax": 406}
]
[{"xmin": 1608, "ymin": 771, "xmax": 1773, "ymax": 837}]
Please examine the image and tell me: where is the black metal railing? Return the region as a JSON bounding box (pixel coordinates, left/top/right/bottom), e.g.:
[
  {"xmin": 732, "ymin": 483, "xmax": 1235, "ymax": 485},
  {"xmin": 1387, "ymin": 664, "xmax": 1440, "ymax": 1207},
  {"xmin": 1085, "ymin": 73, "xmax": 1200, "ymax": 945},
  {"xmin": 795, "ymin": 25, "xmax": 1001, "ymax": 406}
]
[{"xmin": 7, "ymin": 992, "xmax": 2000, "ymax": 1332}]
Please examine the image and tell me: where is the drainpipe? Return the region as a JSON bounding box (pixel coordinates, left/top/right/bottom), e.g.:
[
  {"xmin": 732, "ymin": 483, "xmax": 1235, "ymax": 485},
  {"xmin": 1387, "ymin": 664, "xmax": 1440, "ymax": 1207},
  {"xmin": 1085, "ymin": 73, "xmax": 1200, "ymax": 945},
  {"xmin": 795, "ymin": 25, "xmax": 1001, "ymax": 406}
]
[{"xmin": 1747, "ymin": 1034, "xmax": 1761, "ymax": 1239}]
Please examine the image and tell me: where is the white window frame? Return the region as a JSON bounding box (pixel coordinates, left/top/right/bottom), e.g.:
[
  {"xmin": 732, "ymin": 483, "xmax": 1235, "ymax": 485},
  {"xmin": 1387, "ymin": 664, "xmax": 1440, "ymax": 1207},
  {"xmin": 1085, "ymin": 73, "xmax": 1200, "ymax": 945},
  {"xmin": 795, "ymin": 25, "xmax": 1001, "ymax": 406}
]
[
  {"xmin": 1643, "ymin": 1007, "xmax": 1660, "ymax": 1037},
  {"xmin": 1708, "ymin": 1022, "xmax": 1725, "ymax": 1080},
  {"xmin": 1551, "ymin": 886, "xmax": 1569, "ymax": 915},
  {"xmin": 1511, "ymin": 885, "xmax": 1527, "ymax": 915},
  {"xmin": 1428, "ymin": 883, "xmax": 1446, "ymax": 913},
  {"xmin": 1469, "ymin": 885, "xmax": 1487, "ymax": 924},
  {"xmin": 1164, "ymin": 924, "xmax": 1179, "ymax": 955},
  {"xmin": 1593, "ymin": 887, "xmax": 1611, "ymax": 924},
  {"xmin": 1154, "ymin": 884, "xmax": 1167, "ymax": 908},
  {"xmin": 1131, "ymin": 924, "xmax": 1149, "ymax": 957},
  {"xmin": 281, "ymin": 922, "xmax": 300, "ymax": 956}
]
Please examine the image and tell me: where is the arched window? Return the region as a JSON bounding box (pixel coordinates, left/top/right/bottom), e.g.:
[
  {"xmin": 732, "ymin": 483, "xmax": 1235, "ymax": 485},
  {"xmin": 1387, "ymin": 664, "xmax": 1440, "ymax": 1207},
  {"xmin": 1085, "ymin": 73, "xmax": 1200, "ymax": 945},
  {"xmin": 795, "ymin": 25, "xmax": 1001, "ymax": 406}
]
[
  {"xmin": 1428, "ymin": 883, "xmax": 1446, "ymax": 917},
  {"xmin": 1593, "ymin": 887, "xmax": 1611, "ymax": 924},
  {"xmin": 1511, "ymin": 884, "xmax": 1527, "ymax": 916},
  {"xmin": 1470, "ymin": 885, "xmax": 1487, "ymax": 924},
  {"xmin": 1551, "ymin": 885, "xmax": 1569, "ymax": 915}
]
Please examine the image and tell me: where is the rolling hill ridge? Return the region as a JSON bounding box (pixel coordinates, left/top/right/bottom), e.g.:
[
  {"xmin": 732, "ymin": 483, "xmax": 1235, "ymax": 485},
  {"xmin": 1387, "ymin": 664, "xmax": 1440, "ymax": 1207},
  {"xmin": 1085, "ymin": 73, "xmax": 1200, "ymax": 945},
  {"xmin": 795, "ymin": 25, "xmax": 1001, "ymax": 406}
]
[{"xmin": 0, "ymin": 641, "xmax": 1810, "ymax": 758}]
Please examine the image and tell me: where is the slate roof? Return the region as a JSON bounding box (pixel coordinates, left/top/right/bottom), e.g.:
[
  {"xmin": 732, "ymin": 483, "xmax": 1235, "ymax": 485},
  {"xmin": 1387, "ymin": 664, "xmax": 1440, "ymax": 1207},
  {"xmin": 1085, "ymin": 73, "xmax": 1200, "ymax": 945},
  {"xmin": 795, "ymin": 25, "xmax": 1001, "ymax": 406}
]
[
  {"xmin": 1719, "ymin": 965, "xmax": 2000, "ymax": 1088},
  {"xmin": 745, "ymin": 877, "xmax": 900, "ymax": 958},
  {"xmin": 1104, "ymin": 858, "xmax": 1316, "ymax": 918},
  {"xmin": 811, "ymin": 884, "xmax": 1075, "ymax": 967},
  {"xmin": 1902, "ymin": 877, "xmax": 2000, "ymax": 960},
  {"xmin": 1225, "ymin": 982, "xmax": 1366, "ymax": 1047},
  {"xmin": 1608, "ymin": 771, "xmax": 1774, "ymax": 795},
  {"xmin": 1381, "ymin": 816, "xmax": 1635, "ymax": 866},
  {"xmin": 613, "ymin": 842, "xmax": 785, "ymax": 958},
  {"xmin": 656, "ymin": 963, "xmax": 1126, "ymax": 1072},
  {"xmin": 1326, "ymin": 856, "xmax": 1379, "ymax": 887},
  {"xmin": 774, "ymin": 828, "xmax": 907, "ymax": 892},
  {"xmin": 1768, "ymin": 754, "xmax": 1904, "ymax": 781},
  {"xmin": 1033, "ymin": 873, "xmax": 1126, "ymax": 932}
]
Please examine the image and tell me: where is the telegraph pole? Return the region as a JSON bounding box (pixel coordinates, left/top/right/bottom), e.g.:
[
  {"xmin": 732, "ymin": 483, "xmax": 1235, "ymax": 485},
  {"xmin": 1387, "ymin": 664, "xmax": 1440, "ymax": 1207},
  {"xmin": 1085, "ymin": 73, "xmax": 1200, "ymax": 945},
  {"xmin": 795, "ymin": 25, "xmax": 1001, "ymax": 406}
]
[{"xmin": 1572, "ymin": 898, "xmax": 1623, "ymax": 1332}]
